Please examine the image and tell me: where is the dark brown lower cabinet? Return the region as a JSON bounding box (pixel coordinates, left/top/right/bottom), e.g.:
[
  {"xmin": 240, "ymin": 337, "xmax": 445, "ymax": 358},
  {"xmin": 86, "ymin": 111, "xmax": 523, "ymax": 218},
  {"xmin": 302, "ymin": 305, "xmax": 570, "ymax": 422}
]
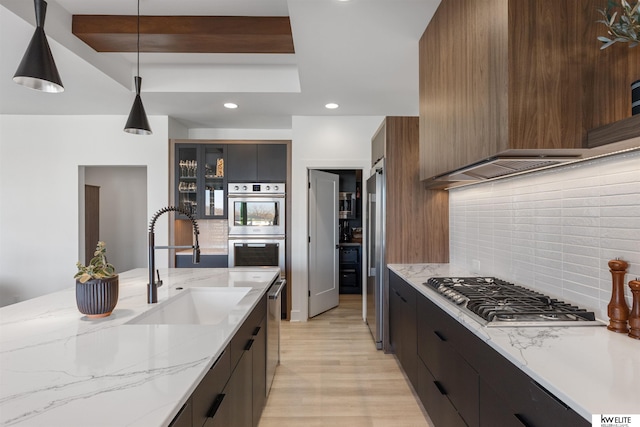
[
  {"xmin": 417, "ymin": 358, "xmax": 466, "ymax": 427},
  {"xmin": 168, "ymin": 296, "xmax": 268, "ymax": 427},
  {"xmin": 251, "ymin": 318, "xmax": 267, "ymax": 427},
  {"xmin": 169, "ymin": 401, "xmax": 193, "ymax": 427},
  {"xmin": 225, "ymin": 350, "xmax": 253, "ymax": 427},
  {"xmin": 389, "ymin": 273, "xmax": 418, "ymax": 389},
  {"xmin": 479, "ymin": 379, "xmax": 526, "ymax": 427},
  {"xmin": 194, "ymin": 348, "xmax": 231, "ymax": 427},
  {"xmin": 417, "ymin": 289, "xmax": 479, "ymax": 427},
  {"xmin": 389, "ymin": 272, "xmax": 590, "ymax": 427}
]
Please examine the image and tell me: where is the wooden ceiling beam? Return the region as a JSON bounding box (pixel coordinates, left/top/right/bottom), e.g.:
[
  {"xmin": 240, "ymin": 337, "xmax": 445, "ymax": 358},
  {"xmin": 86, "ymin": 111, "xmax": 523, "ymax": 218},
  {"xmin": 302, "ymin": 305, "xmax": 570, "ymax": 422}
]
[{"xmin": 72, "ymin": 15, "xmax": 295, "ymax": 54}]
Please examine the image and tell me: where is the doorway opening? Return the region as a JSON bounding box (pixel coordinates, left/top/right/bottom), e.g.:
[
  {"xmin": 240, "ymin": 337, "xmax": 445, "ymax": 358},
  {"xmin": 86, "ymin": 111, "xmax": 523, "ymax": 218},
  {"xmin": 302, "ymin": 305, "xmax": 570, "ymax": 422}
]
[
  {"xmin": 79, "ymin": 166, "xmax": 147, "ymax": 272},
  {"xmin": 308, "ymin": 168, "xmax": 364, "ymax": 318},
  {"xmin": 321, "ymin": 169, "xmax": 363, "ymax": 294}
]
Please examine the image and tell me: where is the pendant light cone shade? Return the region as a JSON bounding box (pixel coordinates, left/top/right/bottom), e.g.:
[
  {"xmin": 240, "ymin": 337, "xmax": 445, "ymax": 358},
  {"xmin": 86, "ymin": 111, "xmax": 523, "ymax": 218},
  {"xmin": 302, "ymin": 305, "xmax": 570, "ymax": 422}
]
[
  {"xmin": 124, "ymin": 76, "xmax": 152, "ymax": 135},
  {"xmin": 13, "ymin": 0, "xmax": 64, "ymax": 93}
]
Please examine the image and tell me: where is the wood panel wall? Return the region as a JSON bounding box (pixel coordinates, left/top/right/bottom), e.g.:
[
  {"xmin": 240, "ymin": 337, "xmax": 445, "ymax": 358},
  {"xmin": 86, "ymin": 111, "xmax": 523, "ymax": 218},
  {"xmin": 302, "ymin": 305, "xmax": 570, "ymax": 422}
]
[
  {"xmin": 385, "ymin": 117, "xmax": 449, "ymax": 264},
  {"xmin": 419, "ymin": 0, "xmax": 640, "ymax": 181},
  {"xmin": 419, "ymin": 0, "xmax": 508, "ymax": 180}
]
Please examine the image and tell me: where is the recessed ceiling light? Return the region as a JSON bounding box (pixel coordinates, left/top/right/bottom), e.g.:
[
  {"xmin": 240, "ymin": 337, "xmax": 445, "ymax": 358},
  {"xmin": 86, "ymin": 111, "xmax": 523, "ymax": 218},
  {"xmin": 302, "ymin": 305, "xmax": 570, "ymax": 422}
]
[
  {"xmin": 224, "ymin": 103, "xmax": 238, "ymax": 109},
  {"xmin": 325, "ymin": 103, "xmax": 339, "ymax": 109}
]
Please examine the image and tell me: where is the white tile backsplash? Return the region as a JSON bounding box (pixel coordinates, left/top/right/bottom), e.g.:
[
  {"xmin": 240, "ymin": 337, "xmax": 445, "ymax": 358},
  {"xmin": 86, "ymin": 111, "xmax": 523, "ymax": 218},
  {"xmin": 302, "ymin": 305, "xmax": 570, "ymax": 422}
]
[{"xmin": 450, "ymin": 149, "xmax": 640, "ymax": 320}]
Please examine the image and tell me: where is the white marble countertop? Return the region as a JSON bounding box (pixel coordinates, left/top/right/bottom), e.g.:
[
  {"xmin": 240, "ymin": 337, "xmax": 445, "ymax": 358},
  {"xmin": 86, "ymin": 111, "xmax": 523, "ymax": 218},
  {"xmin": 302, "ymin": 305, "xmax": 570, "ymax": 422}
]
[
  {"xmin": 388, "ymin": 264, "xmax": 640, "ymax": 421},
  {"xmin": 0, "ymin": 267, "xmax": 280, "ymax": 427}
]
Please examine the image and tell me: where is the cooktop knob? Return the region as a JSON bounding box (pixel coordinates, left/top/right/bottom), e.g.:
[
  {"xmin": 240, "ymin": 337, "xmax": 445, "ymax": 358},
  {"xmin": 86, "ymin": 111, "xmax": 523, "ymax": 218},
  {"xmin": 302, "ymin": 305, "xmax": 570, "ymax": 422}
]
[
  {"xmin": 242, "ymin": 185, "xmax": 248, "ymax": 191},
  {"xmin": 265, "ymin": 185, "xmax": 271, "ymax": 190},
  {"xmin": 273, "ymin": 185, "xmax": 279, "ymax": 191},
  {"xmin": 233, "ymin": 185, "xmax": 239, "ymax": 191}
]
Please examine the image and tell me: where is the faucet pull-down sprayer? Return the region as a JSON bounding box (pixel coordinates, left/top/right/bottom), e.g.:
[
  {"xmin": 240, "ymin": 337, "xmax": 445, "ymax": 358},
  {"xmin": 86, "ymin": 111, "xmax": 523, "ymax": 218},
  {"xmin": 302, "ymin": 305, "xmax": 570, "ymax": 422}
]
[{"xmin": 147, "ymin": 206, "xmax": 200, "ymax": 303}]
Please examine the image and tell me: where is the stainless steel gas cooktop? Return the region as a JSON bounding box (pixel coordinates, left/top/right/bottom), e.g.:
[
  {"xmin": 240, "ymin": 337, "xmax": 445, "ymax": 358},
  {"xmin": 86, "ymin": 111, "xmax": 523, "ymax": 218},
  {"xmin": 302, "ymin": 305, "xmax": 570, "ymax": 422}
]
[{"xmin": 425, "ymin": 277, "xmax": 605, "ymax": 327}]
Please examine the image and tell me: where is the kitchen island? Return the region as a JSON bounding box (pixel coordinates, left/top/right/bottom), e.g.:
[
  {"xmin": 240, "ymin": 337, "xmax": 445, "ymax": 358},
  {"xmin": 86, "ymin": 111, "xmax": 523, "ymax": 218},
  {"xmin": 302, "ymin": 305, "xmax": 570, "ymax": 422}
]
[
  {"xmin": 0, "ymin": 267, "xmax": 279, "ymax": 426},
  {"xmin": 389, "ymin": 263, "xmax": 639, "ymax": 423}
]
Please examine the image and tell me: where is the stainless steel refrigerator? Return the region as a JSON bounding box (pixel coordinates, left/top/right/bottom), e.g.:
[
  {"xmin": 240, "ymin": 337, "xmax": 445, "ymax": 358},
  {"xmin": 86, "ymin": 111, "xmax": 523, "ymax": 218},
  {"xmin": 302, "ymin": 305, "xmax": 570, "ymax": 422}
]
[{"xmin": 366, "ymin": 159, "xmax": 385, "ymax": 350}]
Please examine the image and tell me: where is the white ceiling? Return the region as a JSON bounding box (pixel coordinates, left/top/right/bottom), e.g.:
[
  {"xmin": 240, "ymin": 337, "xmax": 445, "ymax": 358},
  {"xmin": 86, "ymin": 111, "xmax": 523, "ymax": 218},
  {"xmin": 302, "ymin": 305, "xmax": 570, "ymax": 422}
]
[{"xmin": 0, "ymin": 0, "xmax": 440, "ymax": 130}]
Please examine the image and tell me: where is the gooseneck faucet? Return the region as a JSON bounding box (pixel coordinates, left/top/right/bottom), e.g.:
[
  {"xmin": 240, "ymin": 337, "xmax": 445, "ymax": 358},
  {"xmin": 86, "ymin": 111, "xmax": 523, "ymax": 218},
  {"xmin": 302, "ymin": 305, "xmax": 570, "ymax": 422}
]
[{"xmin": 148, "ymin": 206, "xmax": 200, "ymax": 303}]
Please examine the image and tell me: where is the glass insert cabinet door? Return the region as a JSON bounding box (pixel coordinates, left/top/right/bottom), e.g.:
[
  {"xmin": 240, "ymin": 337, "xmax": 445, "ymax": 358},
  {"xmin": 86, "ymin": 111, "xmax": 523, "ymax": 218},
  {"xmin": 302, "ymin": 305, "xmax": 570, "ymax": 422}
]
[
  {"xmin": 203, "ymin": 146, "xmax": 225, "ymax": 217},
  {"xmin": 175, "ymin": 144, "xmax": 226, "ymax": 219},
  {"xmin": 177, "ymin": 146, "xmax": 198, "ymax": 216}
]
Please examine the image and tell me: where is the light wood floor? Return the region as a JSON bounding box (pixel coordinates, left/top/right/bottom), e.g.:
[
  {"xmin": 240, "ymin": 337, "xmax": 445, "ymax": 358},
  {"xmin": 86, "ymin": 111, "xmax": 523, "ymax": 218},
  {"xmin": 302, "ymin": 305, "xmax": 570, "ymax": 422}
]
[{"xmin": 259, "ymin": 295, "xmax": 434, "ymax": 427}]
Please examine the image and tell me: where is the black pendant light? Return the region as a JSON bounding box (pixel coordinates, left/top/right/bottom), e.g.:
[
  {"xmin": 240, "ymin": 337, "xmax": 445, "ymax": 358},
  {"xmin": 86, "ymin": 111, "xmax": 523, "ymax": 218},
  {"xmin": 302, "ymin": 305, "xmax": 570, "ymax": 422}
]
[
  {"xmin": 13, "ymin": 0, "xmax": 64, "ymax": 93},
  {"xmin": 124, "ymin": 0, "xmax": 152, "ymax": 135}
]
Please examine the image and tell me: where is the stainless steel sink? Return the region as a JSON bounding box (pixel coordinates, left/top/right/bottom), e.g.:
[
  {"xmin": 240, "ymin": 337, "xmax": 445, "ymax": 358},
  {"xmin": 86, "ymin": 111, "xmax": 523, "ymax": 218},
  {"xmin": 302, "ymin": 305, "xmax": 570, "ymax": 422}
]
[{"xmin": 126, "ymin": 287, "xmax": 251, "ymax": 325}]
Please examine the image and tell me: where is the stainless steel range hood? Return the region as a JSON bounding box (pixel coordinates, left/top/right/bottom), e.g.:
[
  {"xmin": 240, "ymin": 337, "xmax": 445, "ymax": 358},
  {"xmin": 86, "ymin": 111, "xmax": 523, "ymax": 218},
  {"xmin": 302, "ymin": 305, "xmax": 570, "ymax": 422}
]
[{"xmin": 424, "ymin": 154, "xmax": 583, "ymax": 189}]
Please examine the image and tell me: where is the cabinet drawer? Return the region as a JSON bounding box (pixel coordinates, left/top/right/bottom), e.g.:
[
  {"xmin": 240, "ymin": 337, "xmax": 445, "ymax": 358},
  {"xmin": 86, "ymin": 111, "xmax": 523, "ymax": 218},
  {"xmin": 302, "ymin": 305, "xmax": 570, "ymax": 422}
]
[
  {"xmin": 230, "ymin": 297, "xmax": 267, "ymax": 370},
  {"xmin": 417, "ymin": 296, "xmax": 479, "ymax": 427},
  {"xmin": 192, "ymin": 347, "xmax": 231, "ymax": 427},
  {"xmin": 417, "ymin": 358, "xmax": 467, "ymax": 427},
  {"xmin": 479, "ymin": 379, "xmax": 525, "ymax": 427},
  {"xmin": 339, "ymin": 248, "xmax": 359, "ymax": 263},
  {"xmin": 469, "ymin": 332, "xmax": 589, "ymax": 427},
  {"xmin": 340, "ymin": 271, "xmax": 357, "ymax": 286}
]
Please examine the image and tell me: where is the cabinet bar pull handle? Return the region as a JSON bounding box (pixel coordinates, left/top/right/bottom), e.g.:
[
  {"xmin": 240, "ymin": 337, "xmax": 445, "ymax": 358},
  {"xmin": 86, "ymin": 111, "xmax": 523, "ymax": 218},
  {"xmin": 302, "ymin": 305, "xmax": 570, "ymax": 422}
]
[
  {"xmin": 434, "ymin": 330, "xmax": 447, "ymax": 342},
  {"xmin": 210, "ymin": 348, "xmax": 226, "ymax": 370},
  {"xmin": 245, "ymin": 339, "xmax": 254, "ymax": 351},
  {"xmin": 207, "ymin": 393, "xmax": 226, "ymax": 418},
  {"xmin": 433, "ymin": 380, "xmax": 447, "ymax": 395},
  {"xmin": 514, "ymin": 413, "xmax": 531, "ymax": 427},
  {"xmin": 529, "ymin": 380, "xmax": 569, "ymax": 409},
  {"xmin": 253, "ymin": 326, "xmax": 261, "ymax": 336}
]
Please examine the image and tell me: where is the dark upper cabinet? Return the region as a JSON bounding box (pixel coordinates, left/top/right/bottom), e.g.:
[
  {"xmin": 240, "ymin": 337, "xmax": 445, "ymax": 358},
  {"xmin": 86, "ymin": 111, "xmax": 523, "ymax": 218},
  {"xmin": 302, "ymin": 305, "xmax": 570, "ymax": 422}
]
[
  {"xmin": 227, "ymin": 144, "xmax": 287, "ymax": 183},
  {"xmin": 256, "ymin": 144, "xmax": 287, "ymax": 182},
  {"xmin": 227, "ymin": 145, "xmax": 258, "ymax": 182}
]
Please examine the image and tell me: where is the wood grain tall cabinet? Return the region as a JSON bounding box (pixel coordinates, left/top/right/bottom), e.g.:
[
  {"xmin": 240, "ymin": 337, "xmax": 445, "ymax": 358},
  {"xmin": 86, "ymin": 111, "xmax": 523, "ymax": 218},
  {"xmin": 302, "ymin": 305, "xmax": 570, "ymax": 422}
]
[
  {"xmin": 419, "ymin": 0, "xmax": 640, "ymax": 181},
  {"xmin": 375, "ymin": 116, "xmax": 448, "ymax": 353},
  {"xmin": 379, "ymin": 116, "xmax": 449, "ymax": 266}
]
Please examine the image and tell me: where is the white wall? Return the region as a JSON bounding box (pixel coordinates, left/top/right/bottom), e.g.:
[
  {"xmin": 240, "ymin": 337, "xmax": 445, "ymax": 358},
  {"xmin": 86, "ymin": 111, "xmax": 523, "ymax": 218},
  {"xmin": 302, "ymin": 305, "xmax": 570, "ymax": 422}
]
[
  {"xmin": 84, "ymin": 166, "xmax": 148, "ymax": 272},
  {"xmin": 450, "ymin": 149, "xmax": 640, "ymax": 321},
  {"xmin": 289, "ymin": 116, "xmax": 382, "ymax": 321},
  {"xmin": 0, "ymin": 115, "xmax": 170, "ymax": 305},
  {"xmin": 188, "ymin": 128, "xmax": 293, "ymax": 140}
]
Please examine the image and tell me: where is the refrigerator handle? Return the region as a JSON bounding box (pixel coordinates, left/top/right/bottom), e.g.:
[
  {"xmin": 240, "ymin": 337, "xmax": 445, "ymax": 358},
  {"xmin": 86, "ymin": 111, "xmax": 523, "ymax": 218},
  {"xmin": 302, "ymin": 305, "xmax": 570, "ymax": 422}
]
[{"xmin": 367, "ymin": 194, "xmax": 375, "ymax": 277}]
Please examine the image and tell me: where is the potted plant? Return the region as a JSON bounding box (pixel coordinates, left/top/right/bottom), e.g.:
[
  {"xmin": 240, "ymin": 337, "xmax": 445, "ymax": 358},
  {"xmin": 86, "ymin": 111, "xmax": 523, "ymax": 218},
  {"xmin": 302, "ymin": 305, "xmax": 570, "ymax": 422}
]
[
  {"xmin": 75, "ymin": 241, "xmax": 119, "ymax": 318},
  {"xmin": 598, "ymin": 0, "xmax": 640, "ymax": 49}
]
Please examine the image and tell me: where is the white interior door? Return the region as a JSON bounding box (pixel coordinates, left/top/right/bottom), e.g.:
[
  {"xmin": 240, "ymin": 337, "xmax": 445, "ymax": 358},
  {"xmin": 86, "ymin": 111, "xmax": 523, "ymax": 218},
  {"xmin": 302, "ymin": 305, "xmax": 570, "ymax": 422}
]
[{"xmin": 308, "ymin": 169, "xmax": 339, "ymax": 318}]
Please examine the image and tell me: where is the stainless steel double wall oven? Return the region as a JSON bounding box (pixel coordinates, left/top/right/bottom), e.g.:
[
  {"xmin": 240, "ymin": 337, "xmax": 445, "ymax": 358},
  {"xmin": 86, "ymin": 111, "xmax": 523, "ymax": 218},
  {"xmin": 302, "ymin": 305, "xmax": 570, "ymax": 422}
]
[{"xmin": 227, "ymin": 183, "xmax": 285, "ymax": 277}]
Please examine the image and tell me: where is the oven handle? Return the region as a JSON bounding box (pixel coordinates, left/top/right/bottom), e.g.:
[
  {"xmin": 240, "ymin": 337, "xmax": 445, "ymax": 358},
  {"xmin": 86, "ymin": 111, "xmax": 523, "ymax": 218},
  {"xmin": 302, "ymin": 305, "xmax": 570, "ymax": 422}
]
[{"xmin": 231, "ymin": 242, "xmax": 281, "ymax": 248}]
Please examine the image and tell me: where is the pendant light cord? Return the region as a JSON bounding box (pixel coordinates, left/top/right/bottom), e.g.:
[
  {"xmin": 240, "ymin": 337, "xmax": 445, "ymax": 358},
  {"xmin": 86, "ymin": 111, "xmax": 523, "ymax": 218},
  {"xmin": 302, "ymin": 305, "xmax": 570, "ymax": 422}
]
[{"xmin": 137, "ymin": 0, "xmax": 140, "ymax": 77}]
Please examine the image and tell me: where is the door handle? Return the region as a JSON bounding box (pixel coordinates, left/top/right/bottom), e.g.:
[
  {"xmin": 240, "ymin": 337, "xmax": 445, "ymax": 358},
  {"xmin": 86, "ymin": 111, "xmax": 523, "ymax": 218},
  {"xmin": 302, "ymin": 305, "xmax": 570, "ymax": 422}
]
[{"xmin": 245, "ymin": 339, "xmax": 254, "ymax": 351}]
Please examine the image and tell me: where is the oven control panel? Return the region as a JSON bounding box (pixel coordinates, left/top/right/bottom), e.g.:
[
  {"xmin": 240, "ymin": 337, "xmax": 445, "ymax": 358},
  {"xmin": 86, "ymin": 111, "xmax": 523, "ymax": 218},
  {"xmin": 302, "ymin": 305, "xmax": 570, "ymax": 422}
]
[{"xmin": 228, "ymin": 183, "xmax": 285, "ymax": 194}]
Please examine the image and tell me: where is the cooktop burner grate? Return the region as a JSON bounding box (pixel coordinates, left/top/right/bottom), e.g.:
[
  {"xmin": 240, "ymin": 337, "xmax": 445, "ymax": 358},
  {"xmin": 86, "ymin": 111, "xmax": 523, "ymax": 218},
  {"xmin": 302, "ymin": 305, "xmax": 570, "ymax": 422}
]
[{"xmin": 424, "ymin": 277, "xmax": 600, "ymax": 327}]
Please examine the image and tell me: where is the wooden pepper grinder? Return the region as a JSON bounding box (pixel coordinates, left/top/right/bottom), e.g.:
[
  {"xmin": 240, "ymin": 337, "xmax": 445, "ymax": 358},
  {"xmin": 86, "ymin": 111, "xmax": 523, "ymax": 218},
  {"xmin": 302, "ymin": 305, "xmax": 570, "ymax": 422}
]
[
  {"xmin": 607, "ymin": 259, "xmax": 630, "ymax": 333},
  {"xmin": 628, "ymin": 279, "xmax": 640, "ymax": 340}
]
